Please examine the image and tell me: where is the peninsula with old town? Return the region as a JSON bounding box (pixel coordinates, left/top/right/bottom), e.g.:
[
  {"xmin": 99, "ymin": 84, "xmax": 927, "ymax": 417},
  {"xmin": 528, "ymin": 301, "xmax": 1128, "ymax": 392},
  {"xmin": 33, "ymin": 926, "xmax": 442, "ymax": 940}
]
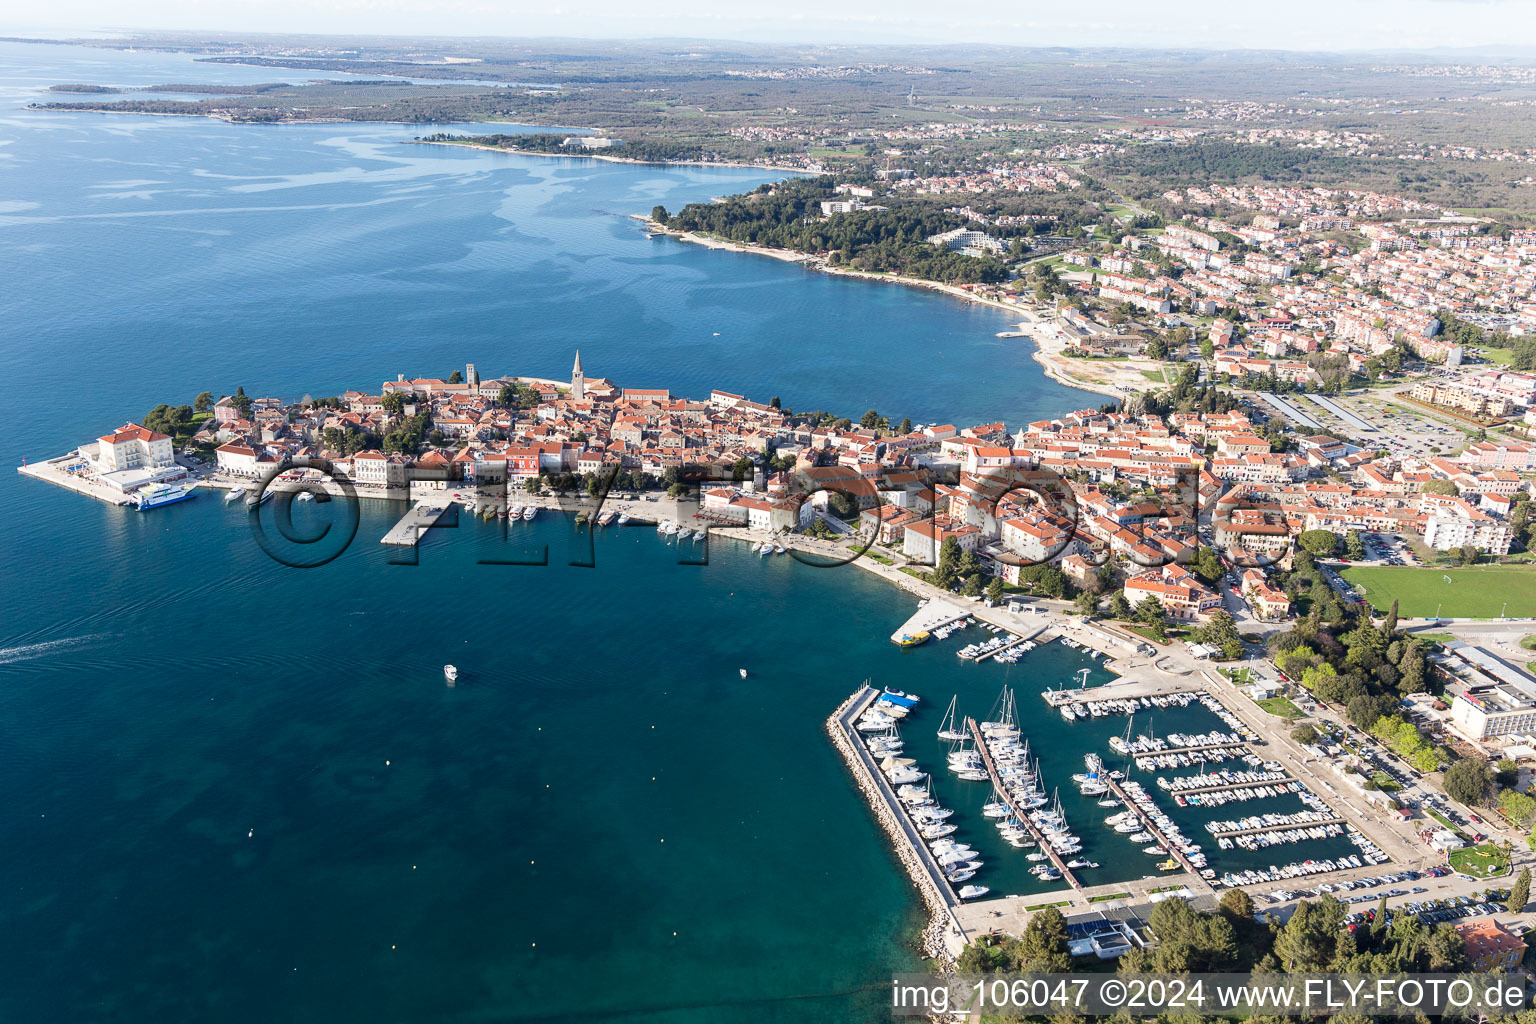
[{"xmin": 20, "ymin": 176, "xmax": 1536, "ymax": 978}]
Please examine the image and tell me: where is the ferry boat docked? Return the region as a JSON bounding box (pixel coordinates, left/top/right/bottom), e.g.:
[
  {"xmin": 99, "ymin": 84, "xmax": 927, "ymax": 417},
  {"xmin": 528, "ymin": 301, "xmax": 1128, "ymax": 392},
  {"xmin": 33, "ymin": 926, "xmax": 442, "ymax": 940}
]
[
  {"xmin": 135, "ymin": 483, "xmax": 196, "ymax": 511},
  {"xmin": 894, "ymin": 630, "xmax": 931, "ymax": 649}
]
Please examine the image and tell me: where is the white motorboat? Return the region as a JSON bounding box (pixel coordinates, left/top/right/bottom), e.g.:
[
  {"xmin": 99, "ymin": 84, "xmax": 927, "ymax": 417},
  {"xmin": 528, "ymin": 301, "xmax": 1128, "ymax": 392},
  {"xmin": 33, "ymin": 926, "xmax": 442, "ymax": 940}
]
[
  {"xmin": 225, "ymin": 487, "xmax": 245, "ymax": 503},
  {"xmin": 522, "ymin": 505, "xmax": 537, "ymax": 520},
  {"xmin": 774, "ymin": 544, "xmax": 786, "ymax": 554},
  {"xmin": 617, "ymin": 512, "xmax": 631, "ymax": 524},
  {"xmin": 296, "ymin": 491, "xmax": 315, "ymax": 502},
  {"xmin": 739, "ymin": 668, "xmax": 748, "ymax": 679},
  {"xmin": 958, "ymin": 885, "xmax": 989, "ymax": 900},
  {"xmin": 947, "ymin": 869, "xmax": 976, "ymax": 883},
  {"xmin": 443, "ymin": 665, "xmax": 458, "ymax": 682}
]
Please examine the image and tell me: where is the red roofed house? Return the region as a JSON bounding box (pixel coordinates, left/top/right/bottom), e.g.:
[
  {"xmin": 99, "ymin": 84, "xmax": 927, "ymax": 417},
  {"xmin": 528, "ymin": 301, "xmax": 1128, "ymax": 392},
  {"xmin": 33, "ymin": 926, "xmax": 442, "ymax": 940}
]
[
  {"xmin": 1123, "ymin": 564, "xmax": 1221, "ymax": 621},
  {"xmin": 1454, "ymin": 919, "xmax": 1525, "ymax": 971},
  {"xmin": 1241, "ymin": 568, "xmax": 1292, "ymax": 620}
]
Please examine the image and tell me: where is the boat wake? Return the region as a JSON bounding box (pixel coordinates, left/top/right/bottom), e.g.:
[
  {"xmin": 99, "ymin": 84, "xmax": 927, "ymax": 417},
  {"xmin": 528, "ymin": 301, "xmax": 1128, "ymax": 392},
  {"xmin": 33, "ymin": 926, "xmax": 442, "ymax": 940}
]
[{"xmin": 0, "ymin": 633, "xmax": 110, "ymax": 666}]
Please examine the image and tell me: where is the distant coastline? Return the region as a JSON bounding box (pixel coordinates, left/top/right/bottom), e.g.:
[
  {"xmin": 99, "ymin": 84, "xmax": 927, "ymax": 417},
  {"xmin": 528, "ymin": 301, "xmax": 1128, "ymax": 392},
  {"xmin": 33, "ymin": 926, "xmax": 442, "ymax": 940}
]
[{"xmin": 404, "ymin": 138, "xmax": 808, "ymax": 176}]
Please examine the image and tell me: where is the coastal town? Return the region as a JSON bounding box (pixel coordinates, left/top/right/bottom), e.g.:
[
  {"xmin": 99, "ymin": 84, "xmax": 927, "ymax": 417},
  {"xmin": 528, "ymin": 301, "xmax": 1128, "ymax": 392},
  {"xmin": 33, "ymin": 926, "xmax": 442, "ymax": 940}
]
[
  {"xmin": 19, "ymin": 319, "xmax": 1536, "ymax": 979},
  {"xmin": 18, "ymin": 45, "xmax": 1536, "ymax": 1000}
]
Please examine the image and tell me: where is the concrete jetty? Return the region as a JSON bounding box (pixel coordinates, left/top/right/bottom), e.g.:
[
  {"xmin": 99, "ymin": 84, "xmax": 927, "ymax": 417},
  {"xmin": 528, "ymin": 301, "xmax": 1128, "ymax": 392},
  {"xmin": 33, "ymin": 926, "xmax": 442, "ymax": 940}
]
[
  {"xmin": 966, "ymin": 717, "xmax": 1081, "ymax": 890},
  {"xmin": 825, "ymin": 686, "xmax": 969, "ymax": 962},
  {"xmin": 889, "ymin": 598, "xmax": 970, "ymax": 644},
  {"xmin": 380, "ymin": 501, "xmax": 453, "ymax": 545}
]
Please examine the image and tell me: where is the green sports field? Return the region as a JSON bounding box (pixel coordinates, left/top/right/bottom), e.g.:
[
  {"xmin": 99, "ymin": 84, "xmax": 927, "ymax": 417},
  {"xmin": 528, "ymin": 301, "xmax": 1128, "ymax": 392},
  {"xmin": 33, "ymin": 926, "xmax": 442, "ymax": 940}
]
[{"xmin": 1340, "ymin": 565, "xmax": 1536, "ymax": 619}]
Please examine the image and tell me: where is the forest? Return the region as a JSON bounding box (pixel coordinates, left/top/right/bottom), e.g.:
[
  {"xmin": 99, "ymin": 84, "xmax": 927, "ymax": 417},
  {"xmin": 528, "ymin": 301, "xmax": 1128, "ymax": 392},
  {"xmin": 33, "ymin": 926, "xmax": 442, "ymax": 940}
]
[{"xmin": 656, "ymin": 178, "xmax": 1018, "ymax": 284}]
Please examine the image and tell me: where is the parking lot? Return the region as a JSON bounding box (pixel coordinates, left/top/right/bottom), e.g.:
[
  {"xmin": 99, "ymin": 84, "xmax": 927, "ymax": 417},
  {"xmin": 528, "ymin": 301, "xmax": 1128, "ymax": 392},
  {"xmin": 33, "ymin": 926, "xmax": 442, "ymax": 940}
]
[
  {"xmin": 1328, "ymin": 391, "xmax": 1474, "ymax": 457},
  {"xmin": 1264, "ymin": 866, "xmax": 1510, "ymax": 929}
]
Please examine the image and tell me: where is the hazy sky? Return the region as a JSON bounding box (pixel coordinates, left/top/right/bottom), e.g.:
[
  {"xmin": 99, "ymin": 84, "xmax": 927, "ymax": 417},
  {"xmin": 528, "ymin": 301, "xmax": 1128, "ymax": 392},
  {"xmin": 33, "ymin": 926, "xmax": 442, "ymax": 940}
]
[{"xmin": 8, "ymin": 0, "xmax": 1536, "ymax": 52}]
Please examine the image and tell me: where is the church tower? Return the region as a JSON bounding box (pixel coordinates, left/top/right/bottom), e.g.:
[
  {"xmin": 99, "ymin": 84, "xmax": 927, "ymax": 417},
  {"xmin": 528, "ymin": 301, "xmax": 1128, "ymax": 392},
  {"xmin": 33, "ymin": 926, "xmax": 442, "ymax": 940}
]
[{"xmin": 570, "ymin": 350, "xmax": 585, "ymax": 400}]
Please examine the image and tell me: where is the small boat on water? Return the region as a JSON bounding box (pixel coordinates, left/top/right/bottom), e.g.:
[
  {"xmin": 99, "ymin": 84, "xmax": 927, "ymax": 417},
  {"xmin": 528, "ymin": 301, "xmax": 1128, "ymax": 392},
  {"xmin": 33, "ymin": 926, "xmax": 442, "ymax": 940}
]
[
  {"xmin": 617, "ymin": 512, "xmax": 630, "ymax": 525},
  {"xmin": 958, "ymin": 885, "xmax": 989, "ymax": 900},
  {"xmin": 739, "ymin": 668, "xmax": 748, "ymax": 679},
  {"xmin": 773, "ymin": 544, "xmax": 786, "ymax": 554},
  {"xmin": 522, "ymin": 506, "xmax": 538, "ymax": 521},
  {"xmin": 598, "ymin": 510, "xmax": 616, "ymax": 527},
  {"xmin": 894, "ymin": 630, "xmax": 931, "ymax": 649},
  {"xmin": 296, "ymin": 490, "xmax": 315, "ymax": 502},
  {"xmin": 443, "ymin": 665, "xmax": 458, "ymax": 682},
  {"xmin": 224, "ymin": 487, "xmax": 245, "ymax": 503}
]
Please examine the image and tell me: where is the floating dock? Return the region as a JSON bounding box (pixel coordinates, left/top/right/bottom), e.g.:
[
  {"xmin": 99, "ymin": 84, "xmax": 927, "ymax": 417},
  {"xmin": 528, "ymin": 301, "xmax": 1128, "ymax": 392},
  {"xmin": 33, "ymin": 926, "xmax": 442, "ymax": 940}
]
[
  {"xmin": 380, "ymin": 501, "xmax": 453, "ymax": 545},
  {"xmin": 966, "ymin": 717, "xmax": 1081, "ymax": 890},
  {"xmin": 889, "ymin": 599, "xmax": 970, "ymax": 644},
  {"xmin": 1210, "ymin": 816, "xmax": 1345, "ymax": 840},
  {"xmin": 1169, "ymin": 774, "xmax": 1299, "ymax": 796},
  {"xmin": 964, "ymin": 634, "xmax": 1034, "ymax": 663},
  {"xmin": 1103, "ymin": 777, "xmax": 1205, "ymax": 883}
]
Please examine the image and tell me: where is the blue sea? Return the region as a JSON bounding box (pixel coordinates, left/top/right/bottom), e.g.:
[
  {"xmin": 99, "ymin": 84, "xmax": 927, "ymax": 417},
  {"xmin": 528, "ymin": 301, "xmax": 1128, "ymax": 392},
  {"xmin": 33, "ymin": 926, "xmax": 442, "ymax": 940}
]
[{"xmin": 0, "ymin": 41, "xmax": 1353, "ymax": 1024}]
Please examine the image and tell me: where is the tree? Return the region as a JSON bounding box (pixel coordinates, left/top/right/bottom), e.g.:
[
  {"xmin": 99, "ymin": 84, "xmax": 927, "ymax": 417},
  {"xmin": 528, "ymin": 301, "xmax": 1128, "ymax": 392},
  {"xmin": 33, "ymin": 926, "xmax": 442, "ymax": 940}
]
[
  {"xmin": 193, "ymin": 391, "xmax": 213, "ymax": 413},
  {"xmin": 859, "ymin": 409, "xmax": 881, "ymax": 429},
  {"xmin": 1420, "ymin": 479, "xmax": 1457, "ymax": 497},
  {"xmin": 1344, "ymin": 530, "xmax": 1366, "ymax": 561},
  {"xmin": 1189, "ymin": 545, "xmax": 1223, "ymax": 585},
  {"xmin": 961, "ymin": 573, "xmax": 983, "ymax": 598},
  {"xmin": 1499, "ymin": 789, "xmax": 1536, "ymax": 832},
  {"xmin": 1382, "ymin": 599, "xmax": 1398, "ymax": 639},
  {"xmin": 651, "ymin": 205, "xmax": 669, "ymax": 223},
  {"xmin": 1444, "ymin": 759, "xmax": 1493, "ymax": 807},
  {"xmin": 897, "ymin": 418, "xmax": 912, "ymax": 435},
  {"xmin": 448, "ymin": 370, "xmax": 463, "ymax": 384},
  {"xmin": 1074, "ymin": 591, "xmax": 1099, "ymax": 616},
  {"xmin": 498, "ymin": 385, "xmax": 515, "ymax": 407},
  {"xmin": 381, "ymin": 392, "xmax": 406, "ymax": 417},
  {"xmin": 1109, "ymin": 592, "xmax": 1132, "ymax": 619},
  {"xmin": 1273, "ymin": 897, "xmax": 1345, "ymax": 972},
  {"xmin": 1145, "ymin": 335, "xmax": 1169, "ymax": 360},
  {"xmin": 1199, "ymin": 337, "xmax": 1215, "ymax": 359},
  {"xmin": 1346, "ymin": 693, "xmax": 1395, "ymax": 730},
  {"xmin": 1297, "ymin": 529, "xmax": 1340, "ymax": 558},
  {"xmin": 1134, "ymin": 595, "xmax": 1165, "ymax": 625},
  {"xmin": 1292, "ymin": 722, "xmax": 1319, "ymax": 745},
  {"xmin": 1512, "ymin": 868, "xmax": 1531, "ymax": 914},
  {"xmin": 1219, "ymin": 888, "xmax": 1255, "ymax": 920},
  {"xmin": 987, "ymin": 578, "xmax": 1005, "ymax": 605},
  {"xmin": 1010, "ymin": 907, "xmax": 1072, "ymax": 972}
]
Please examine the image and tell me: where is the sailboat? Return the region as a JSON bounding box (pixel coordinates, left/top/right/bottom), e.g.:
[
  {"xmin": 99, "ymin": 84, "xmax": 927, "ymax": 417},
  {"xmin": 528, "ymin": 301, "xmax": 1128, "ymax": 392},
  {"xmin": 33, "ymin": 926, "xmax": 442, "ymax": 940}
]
[{"xmin": 936, "ymin": 695, "xmax": 968, "ymax": 742}]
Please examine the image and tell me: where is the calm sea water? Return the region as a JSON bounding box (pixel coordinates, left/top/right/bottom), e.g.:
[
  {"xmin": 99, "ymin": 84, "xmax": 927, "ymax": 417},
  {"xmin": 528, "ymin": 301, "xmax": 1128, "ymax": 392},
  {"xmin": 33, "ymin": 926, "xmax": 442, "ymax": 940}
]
[{"xmin": 0, "ymin": 42, "xmax": 1353, "ymax": 1024}]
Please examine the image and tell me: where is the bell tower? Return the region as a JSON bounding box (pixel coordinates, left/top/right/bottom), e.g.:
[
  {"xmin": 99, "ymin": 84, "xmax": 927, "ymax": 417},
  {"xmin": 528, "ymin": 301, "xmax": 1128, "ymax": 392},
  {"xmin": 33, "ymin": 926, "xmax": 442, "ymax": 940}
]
[{"xmin": 571, "ymin": 350, "xmax": 585, "ymax": 400}]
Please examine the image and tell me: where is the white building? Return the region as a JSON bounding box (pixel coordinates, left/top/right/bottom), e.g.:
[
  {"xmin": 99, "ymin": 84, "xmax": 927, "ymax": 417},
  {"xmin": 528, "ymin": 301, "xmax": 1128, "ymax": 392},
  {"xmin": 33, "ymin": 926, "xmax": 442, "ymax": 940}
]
[{"xmin": 94, "ymin": 423, "xmax": 174, "ymax": 474}]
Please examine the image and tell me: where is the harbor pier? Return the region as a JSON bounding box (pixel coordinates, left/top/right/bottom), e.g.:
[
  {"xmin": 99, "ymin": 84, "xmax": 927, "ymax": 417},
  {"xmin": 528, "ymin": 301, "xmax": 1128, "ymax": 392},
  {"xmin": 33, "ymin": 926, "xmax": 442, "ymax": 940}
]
[
  {"xmin": 889, "ymin": 599, "xmax": 970, "ymax": 644},
  {"xmin": 381, "ymin": 501, "xmax": 454, "ymax": 545},
  {"xmin": 1103, "ymin": 777, "xmax": 1209, "ymax": 889},
  {"xmin": 966, "ymin": 717, "xmax": 1081, "ymax": 890},
  {"xmin": 825, "ymin": 686, "xmax": 969, "ymax": 961}
]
